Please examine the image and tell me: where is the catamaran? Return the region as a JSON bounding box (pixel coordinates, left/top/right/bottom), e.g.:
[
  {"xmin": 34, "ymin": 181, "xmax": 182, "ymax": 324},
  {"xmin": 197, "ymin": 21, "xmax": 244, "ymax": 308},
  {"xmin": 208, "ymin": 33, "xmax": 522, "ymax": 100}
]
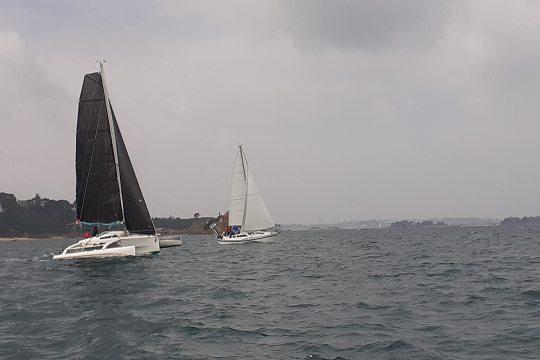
[
  {"xmin": 53, "ymin": 63, "xmax": 162, "ymax": 259},
  {"xmin": 210, "ymin": 145, "xmax": 279, "ymax": 244}
]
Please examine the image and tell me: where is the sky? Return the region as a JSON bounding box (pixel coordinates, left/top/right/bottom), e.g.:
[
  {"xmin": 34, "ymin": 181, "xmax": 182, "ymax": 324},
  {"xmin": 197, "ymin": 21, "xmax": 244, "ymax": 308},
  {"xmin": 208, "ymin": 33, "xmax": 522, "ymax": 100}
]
[{"xmin": 1, "ymin": 0, "xmax": 540, "ymax": 224}]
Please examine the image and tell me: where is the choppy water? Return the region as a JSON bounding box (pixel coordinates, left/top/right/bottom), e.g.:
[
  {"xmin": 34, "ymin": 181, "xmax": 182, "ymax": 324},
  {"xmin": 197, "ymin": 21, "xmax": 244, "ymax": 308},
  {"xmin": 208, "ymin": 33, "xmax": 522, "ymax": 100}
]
[{"xmin": 1, "ymin": 226, "xmax": 540, "ymax": 359}]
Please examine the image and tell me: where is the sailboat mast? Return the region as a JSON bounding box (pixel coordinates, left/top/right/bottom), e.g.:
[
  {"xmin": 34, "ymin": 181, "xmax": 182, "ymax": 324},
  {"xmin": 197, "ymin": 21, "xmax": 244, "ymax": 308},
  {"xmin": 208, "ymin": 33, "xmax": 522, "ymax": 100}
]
[
  {"xmin": 100, "ymin": 61, "xmax": 126, "ymax": 227},
  {"xmin": 240, "ymin": 145, "xmax": 249, "ymax": 230}
]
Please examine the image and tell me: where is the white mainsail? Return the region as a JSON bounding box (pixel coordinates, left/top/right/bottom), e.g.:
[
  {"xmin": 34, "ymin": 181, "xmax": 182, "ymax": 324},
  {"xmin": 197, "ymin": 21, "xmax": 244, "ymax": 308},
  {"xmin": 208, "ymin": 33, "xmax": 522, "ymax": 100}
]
[
  {"xmin": 228, "ymin": 146, "xmax": 274, "ymax": 232},
  {"xmin": 228, "ymin": 147, "xmax": 247, "ymax": 227}
]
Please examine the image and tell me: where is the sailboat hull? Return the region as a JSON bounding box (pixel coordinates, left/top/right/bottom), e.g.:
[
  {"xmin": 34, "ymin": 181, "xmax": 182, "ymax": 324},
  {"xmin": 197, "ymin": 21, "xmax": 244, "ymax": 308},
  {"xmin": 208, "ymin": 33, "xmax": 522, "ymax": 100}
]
[
  {"xmin": 217, "ymin": 230, "xmax": 279, "ymax": 244},
  {"xmin": 53, "ymin": 231, "xmax": 159, "ymax": 259}
]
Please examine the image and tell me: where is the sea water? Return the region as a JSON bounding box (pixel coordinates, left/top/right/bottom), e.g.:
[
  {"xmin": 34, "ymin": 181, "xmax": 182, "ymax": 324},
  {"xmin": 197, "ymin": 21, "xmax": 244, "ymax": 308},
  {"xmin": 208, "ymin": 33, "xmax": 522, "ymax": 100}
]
[{"xmin": 1, "ymin": 226, "xmax": 540, "ymax": 359}]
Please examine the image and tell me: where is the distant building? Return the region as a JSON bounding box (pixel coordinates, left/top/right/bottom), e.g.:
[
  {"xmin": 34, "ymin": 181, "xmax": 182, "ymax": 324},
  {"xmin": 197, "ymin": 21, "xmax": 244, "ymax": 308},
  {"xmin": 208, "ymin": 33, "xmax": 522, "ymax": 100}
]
[{"xmin": 194, "ymin": 213, "xmax": 200, "ymax": 219}]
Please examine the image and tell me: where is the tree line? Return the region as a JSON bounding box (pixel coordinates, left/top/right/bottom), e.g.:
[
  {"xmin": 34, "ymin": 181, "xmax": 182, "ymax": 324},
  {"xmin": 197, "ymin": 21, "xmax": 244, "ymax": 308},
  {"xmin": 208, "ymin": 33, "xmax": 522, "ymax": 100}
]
[
  {"xmin": 0, "ymin": 192, "xmax": 213, "ymax": 238},
  {"xmin": 499, "ymin": 216, "xmax": 540, "ymax": 226},
  {"xmin": 0, "ymin": 192, "xmax": 75, "ymax": 238}
]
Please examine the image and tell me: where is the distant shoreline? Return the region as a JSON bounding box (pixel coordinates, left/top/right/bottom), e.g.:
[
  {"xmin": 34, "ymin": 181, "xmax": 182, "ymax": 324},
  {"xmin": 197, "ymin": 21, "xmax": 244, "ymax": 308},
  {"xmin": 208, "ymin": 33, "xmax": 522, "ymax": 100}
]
[{"xmin": 0, "ymin": 237, "xmax": 69, "ymax": 242}]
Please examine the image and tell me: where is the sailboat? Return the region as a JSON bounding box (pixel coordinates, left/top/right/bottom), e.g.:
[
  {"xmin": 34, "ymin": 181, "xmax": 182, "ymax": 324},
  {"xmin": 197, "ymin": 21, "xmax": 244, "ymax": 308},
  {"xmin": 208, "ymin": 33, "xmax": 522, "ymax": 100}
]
[
  {"xmin": 53, "ymin": 63, "xmax": 161, "ymax": 259},
  {"xmin": 210, "ymin": 145, "xmax": 279, "ymax": 244}
]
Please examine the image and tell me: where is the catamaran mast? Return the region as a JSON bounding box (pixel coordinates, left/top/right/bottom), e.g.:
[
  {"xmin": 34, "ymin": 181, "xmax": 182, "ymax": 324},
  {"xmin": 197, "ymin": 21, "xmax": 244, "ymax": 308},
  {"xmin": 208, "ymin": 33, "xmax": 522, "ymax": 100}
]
[{"xmin": 99, "ymin": 61, "xmax": 126, "ymax": 227}]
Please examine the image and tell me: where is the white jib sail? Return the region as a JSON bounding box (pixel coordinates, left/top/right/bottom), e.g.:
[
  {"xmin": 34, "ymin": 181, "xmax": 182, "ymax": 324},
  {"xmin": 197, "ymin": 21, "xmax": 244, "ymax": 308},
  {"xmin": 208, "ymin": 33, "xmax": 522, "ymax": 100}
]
[{"xmin": 243, "ymin": 164, "xmax": 274, "ymax": 232}]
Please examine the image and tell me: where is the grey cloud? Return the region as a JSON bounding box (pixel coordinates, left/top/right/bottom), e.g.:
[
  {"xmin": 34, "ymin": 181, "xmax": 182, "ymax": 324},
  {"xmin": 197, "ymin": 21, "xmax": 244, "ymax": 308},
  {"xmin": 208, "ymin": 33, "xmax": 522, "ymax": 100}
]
[
  {"xmin": 0, "ymin": 30, "xmax": 73, "ymax": 201},
  {"xmin": 279, "ymin": 0, "xmax": 450, "ymax": 52}
]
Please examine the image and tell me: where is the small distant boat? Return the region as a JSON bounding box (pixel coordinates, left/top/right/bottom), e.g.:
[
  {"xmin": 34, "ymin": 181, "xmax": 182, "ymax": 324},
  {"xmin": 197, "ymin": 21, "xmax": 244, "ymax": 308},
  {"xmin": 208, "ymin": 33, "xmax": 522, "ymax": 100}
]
[
  {"xmin": 53, "ymin": 63, "xmax": 160, "ymax": 259},
  {"xmin": 210, "ymin": 145, "xmax": 279, "ymax": 244}
]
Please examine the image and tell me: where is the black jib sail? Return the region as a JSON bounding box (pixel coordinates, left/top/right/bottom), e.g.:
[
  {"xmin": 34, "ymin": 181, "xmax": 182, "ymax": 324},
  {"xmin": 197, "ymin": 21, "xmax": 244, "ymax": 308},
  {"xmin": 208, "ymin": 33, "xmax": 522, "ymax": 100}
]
[
  {"xmin": 75, "ymin": 71, "xmax": 155, "ymax": 235},
  {"xmin": 111, "ymin": 107, "xmax": 154, "ymax": 234}
]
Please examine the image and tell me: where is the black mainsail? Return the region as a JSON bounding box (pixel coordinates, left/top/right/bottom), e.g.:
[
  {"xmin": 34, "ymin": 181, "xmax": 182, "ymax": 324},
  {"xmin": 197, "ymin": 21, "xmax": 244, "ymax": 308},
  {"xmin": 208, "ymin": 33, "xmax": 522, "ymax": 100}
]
[{"xmin": 75, "ymin": 70, "xmax": 155, "ymax": 235}]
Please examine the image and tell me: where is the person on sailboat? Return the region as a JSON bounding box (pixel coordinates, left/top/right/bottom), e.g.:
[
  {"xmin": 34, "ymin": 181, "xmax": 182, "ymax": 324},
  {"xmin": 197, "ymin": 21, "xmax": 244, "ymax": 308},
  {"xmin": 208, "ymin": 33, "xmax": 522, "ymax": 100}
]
[
  {"xmin": 92, "ymin": 226, "xmax": 99, "ymax": 237},
  {"xmin": 84, "ymin": 230, "xmax": 90, "ymax": 239}
]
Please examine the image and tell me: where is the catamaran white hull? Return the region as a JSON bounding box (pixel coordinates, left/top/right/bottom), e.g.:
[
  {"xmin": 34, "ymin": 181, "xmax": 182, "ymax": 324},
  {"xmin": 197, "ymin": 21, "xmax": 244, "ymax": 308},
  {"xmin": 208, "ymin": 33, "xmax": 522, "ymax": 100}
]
[
  {"xmin": 118, "ymin": 235, "xmax": 160, "ymax": 254},
  {"xmin": 53, "ymin": 231, "xmax": 159, "ymax": 259},
  {"xmin": 52, "ymin": 245, "xmax": 136, "ymax": 259},
  {"xmin": 159, "ymin": 235, "xmax": 183, "ymax": 248},
  {"xmin": 217, "ymin": 230, "xmax": 278, "ymax": 245}
]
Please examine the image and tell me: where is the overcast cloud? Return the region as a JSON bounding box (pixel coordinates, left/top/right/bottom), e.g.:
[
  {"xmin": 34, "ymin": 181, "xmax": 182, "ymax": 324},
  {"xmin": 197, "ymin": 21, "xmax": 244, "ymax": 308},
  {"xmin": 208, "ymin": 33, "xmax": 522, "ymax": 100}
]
[{"xmin": 1, "ymin": 1, "xmax": 540, "ymax": 224}]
